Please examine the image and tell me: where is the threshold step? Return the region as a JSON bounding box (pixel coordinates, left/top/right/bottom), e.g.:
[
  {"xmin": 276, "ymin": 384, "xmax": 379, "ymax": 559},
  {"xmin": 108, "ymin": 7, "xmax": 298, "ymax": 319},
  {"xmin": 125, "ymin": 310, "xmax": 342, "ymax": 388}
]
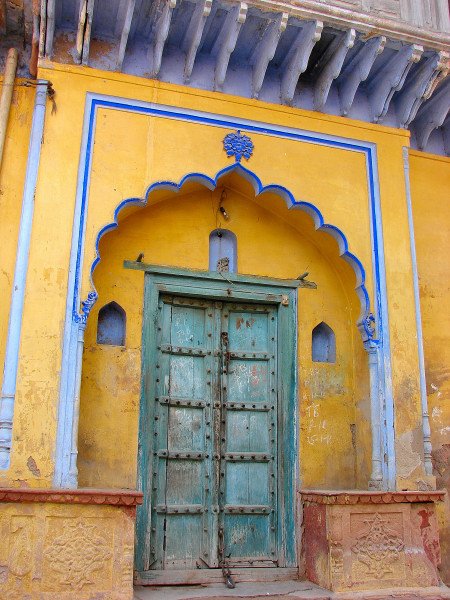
[{"xmin": 133, "ymin": 581, "xmax": 450, "ymax": 600}]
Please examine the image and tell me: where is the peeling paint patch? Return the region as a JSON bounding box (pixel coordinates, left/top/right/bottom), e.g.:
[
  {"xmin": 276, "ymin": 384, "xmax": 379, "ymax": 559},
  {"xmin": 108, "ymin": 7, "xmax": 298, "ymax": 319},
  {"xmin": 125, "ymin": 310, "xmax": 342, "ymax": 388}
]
[
  {"xmin": 396, "ymin": 431, "xmax": 422, "ymax": 478},
  {"xmin": 26, "ymin": 456, "xmax": 40, "ymax": 477},
  {"xmin": 432, "ymin": 406, "xmax": 442, "ymax": 419}
]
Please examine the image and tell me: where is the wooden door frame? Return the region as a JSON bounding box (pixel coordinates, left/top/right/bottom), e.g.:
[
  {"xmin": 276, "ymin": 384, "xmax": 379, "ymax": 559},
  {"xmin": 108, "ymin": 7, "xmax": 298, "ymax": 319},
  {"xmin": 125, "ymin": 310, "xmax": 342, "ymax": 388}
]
[{"xmin": 125, "ymin": 262, "xmax": 300, "ymax": 583}]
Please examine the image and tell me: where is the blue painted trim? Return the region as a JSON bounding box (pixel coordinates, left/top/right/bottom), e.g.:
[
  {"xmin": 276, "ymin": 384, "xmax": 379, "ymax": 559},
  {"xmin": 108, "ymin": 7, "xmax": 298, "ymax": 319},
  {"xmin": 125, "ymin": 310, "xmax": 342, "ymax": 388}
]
[{"xmin": 54, "ymin": 92, "xmax": 396, "ymax": 490}]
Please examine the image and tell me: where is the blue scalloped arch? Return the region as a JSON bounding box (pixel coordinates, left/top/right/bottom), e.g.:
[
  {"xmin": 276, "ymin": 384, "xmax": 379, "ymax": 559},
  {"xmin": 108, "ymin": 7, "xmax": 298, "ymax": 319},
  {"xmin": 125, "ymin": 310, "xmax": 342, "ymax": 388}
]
[{"xmin": 86, "ymin": 162, "xmax": 374, "ymax": 341}]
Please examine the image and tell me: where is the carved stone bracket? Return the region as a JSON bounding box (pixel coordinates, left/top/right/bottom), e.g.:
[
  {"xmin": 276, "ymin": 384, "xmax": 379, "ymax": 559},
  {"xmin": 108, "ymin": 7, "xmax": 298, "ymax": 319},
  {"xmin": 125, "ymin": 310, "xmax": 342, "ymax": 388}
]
[{"xmin": 0, "ymin": 488, "xmax": 143, "ymax": 506}]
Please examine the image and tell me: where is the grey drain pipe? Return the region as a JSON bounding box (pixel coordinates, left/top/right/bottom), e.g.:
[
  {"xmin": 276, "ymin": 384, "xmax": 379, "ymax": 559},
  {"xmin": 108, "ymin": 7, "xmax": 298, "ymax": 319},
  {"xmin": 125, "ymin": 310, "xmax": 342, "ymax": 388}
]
[{"xmin": 0, "ymin": 80, "xmax": 49, "ymax": 469}]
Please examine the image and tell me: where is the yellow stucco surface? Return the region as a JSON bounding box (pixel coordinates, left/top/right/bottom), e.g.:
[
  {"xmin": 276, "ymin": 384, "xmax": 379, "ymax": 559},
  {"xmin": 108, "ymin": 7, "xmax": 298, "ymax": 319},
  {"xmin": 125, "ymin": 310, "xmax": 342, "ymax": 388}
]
[
  {"xmin": 0, "ymin": 62, "xmax": 426, "ymax": 496},
  {"xmin": 409, "ymin": 150, "xmax": 450, "ymax": 582},
  {"xmin": 79, "ymin": 181, "xmax": 367, "ymax": 490},
  {"xmin": 0, "ymin": 80, "xmax": 34, "ymax": 397},
  {"xmin": 0, "ymin": 500, "xmax": 135, "ymax": 598}
]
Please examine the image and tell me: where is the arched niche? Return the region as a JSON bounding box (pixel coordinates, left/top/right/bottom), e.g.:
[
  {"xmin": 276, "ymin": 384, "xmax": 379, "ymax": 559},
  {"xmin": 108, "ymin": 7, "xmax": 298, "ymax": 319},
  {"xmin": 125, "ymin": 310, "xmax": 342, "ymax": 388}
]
[
  {"xmin": 209, "ymin": 228, "xmax": 237, "ymax": 272},
  {"xmin": 97, "ymin": 301, "xmax": 126, "ymax": 346},
  {"xmin": 312, "ymin": 322, "xmax": 336, "ymax": 363}
]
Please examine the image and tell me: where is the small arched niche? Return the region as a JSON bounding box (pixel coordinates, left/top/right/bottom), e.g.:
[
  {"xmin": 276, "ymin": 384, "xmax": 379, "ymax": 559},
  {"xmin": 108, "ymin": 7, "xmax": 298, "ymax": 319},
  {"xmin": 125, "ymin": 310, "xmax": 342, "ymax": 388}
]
[
  {"xmin": 97, "ymin": 301, "xmax": 126, "ymax": 346},
  {"xmin": 312, "ymin": 322, "xmax": 336, "ymax": 363},
  {"xmin": 209, "ymin": 229, "xmax": 237, "ymax": 273}
]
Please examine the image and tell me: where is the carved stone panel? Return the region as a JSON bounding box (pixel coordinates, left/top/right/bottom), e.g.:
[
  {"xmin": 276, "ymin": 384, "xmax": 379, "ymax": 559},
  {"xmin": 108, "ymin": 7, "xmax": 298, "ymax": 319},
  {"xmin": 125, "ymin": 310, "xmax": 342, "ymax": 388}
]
[
  {"xmin": 0, "ymin": 500, "xmax": 137, "ymax": 600},
  {"xmin": 349, "ymin": 511, "xmax": 407, "ymax": 585},
  {"xmin": 302, "ymin": 496, "xmax": 442, "ymax": 592}
]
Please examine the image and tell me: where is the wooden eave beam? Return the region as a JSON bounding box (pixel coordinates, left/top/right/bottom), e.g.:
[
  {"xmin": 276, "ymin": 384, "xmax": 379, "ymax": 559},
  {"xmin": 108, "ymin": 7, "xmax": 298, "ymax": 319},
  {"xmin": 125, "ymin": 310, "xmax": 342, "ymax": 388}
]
[
  {"xmin": 280, "ymin": 19, "xmax": 323, "ymax": 105},
  {"xmin": 124, "ymin": 260, "xmax": 317, "ymax": 289},
  {"xmin": 242, "ymin": 0, "xmax": 450, "ymax": 52},
  {"xmin": 338, "ymin": 35, "xmax": 386, "ymax": 116},
  {"xmin": 212, "ymin": 1, "xmax": 247, "ymax": 92},
  {"xmin": 75, "ymin": 0, "xmax": 95, "ymax": 65}
]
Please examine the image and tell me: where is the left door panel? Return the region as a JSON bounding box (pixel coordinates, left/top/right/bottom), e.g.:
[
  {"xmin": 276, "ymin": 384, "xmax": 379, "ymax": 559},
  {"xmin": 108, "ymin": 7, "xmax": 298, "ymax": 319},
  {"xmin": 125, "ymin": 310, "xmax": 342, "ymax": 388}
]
[{"xmin": 149, "ymin": 295, "xmax": 218, "ymax": 570}]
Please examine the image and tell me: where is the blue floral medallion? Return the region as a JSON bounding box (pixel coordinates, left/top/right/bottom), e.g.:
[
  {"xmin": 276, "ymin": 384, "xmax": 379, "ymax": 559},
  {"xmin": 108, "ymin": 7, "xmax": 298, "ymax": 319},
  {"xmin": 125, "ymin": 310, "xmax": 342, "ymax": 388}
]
[{"xmin": 223, "ymin": 130, "xmax": 254, "ymax": 162}]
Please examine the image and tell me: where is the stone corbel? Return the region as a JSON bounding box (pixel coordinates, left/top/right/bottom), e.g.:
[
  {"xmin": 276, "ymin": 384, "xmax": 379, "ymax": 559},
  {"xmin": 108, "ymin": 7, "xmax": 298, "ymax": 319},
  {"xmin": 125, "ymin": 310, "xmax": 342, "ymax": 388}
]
[
  {"xmin": 182, "ymin": 0, "xmax": 213, "ymax": 83},
  {"xmin": 443, "ymin": 114, "xmax": 450, "ymax": 155},
  {"xmin": 367, "ymin": 43, "xmax": 423, "ymax": 123},
  {"xmin": 213, "ymin": 2, "xmax": 248, "ymax": 91},
  {"xmin": 280, "ymin": 20, "xmax": 323, "ymax": 105},
  {"xmin": 250, "ymin": 12, "xmax": 288, "ymax": 99},
  {"xmin": 313, "ymin": 28, "xmax": 356, "ymax": 112},
  {"xmin": 149, "ymin": 0, "xmax": 177, "ymax": 78},
  {"xmin": 338, "ymin": 35, "xmax": 386, "ymax": 116},
  {"xmin": 395, "ymin": 51, "xmax": 450, "ymax": 128},
  {"xmin": 412, "ymin": 76, "xmax": 450, "ymax": 150},
  {"xmin": 116, "ymin": 0, "xmax": 137, "ymax": 70}
]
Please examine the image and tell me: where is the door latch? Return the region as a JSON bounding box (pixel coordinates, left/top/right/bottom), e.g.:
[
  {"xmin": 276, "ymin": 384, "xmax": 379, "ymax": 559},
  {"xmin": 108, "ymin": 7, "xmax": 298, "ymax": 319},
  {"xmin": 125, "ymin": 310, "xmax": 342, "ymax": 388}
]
[{"xmin": 218, "ymin": 526, "xmax": 235, "ymax": 589}]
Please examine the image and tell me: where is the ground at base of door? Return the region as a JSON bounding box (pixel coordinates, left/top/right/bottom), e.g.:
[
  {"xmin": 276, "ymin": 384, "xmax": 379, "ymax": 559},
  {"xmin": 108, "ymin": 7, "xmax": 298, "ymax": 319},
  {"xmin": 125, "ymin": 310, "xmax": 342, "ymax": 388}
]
[{"xmin": 133, "ymin": 580, "xmax": 450, "ymax": 600}]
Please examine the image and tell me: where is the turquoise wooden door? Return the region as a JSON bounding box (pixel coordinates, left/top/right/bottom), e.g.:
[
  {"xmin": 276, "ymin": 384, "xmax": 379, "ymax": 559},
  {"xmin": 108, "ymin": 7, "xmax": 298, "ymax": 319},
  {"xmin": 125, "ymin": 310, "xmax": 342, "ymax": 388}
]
[{"xmin": 147, "ymin": 295, "xmax": 278, "ymax": 572}]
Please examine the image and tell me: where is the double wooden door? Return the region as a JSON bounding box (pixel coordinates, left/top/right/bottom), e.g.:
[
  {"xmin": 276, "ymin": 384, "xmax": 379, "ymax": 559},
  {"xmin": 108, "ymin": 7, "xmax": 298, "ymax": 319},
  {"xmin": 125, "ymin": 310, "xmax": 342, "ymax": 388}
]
[{"xmin": 147, "ymin": 295, "xmax": 279, "ymax": 574}]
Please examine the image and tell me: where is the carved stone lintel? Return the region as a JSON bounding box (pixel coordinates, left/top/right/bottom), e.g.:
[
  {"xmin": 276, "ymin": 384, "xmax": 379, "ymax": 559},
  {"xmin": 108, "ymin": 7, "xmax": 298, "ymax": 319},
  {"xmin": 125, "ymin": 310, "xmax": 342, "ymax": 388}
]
[
  {"xmin": 367, "ymin": 43, "xmax": 423, "ymax": 123},
  {"xmin": 0, "ymin": 488, "xmax": 144, "ymax": 506},
  {"xmin": 300, "ymin": 490, "xmax": 445, "ymax": 504},
  {"xmin": 338, "ymin": 36, "xmax": 386, "ymax": 116},
  {"xmin": 213, "ymin": 2, "xmax": 248, "ymax": 91},
  {"xmin": 251, "ymin": 12, "xmax": 288, "ymax": 99},
  {"xmin": 182, "ymin": 0, "xmax": 212, "ymax": 83},
  {"xmin": 314, "ymin": 28, "xmax": 356, "ymax": 112},
  {"xmin": 280, "ymin": 20, "xmax": 323, "ymax": 105}
]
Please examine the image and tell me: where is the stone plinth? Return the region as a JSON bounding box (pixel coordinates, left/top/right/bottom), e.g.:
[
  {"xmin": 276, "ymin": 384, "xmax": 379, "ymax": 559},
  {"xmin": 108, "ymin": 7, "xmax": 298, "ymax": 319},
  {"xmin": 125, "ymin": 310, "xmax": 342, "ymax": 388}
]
[
  {"xmin": 301, "ymin": 490, "xmax": 446, "ymax": 593},
  {"xmin": 0, "ymin": 488, "xmax": 143, "ymax": 600}
]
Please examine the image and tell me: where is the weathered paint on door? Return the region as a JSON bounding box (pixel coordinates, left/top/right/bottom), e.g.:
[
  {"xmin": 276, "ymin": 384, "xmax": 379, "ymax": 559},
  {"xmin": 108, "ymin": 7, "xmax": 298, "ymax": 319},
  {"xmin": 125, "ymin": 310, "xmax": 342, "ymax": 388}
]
[{"xmin": 148, "ymin": 295, "xmax": 278, "ymax": 572}]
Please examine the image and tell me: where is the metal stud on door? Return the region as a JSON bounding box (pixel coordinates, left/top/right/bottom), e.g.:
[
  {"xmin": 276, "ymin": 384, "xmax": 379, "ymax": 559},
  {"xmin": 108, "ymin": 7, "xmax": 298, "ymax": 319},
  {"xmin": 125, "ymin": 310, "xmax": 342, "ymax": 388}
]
[
  {"xmin": 149, "ymin": 297, "xmax": 278, "ymax": 575},
  {"xmin": 219, "ymin": 305, "xmax": 278, "ymax": 568}
]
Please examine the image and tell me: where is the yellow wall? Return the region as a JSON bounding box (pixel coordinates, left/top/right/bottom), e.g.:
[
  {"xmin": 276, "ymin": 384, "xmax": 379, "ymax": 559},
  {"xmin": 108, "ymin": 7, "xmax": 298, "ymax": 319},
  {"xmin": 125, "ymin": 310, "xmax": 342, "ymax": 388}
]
[
  {"xmin": 0, "ymin": 80, "xmax": 34, "ymax": 396},
  {"xmin": 78, "ymin": 181, "xmax": 367, "ymax": 490},
  {"xmin": 409, "ymin": 150, "xmax": 450, "ymax": 582},
  {"xmin": 0, "ymin": 61, "xmax": 426, "ymax": 495}
]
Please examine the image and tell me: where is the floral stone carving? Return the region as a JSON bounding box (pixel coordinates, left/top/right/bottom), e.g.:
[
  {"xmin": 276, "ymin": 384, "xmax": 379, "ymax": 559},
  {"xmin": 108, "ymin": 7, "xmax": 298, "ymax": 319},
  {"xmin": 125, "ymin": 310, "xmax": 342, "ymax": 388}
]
[
  {"xmin": 45, "ymin": 519, "xmax": 112, "ymax": 590},
  {"xmin": 223, "ymin": 130, "xmax": 254, "ymax": 162},
  {"xmin": 351, "ymin": 513, "xmax": 405, "ymax": 579}
]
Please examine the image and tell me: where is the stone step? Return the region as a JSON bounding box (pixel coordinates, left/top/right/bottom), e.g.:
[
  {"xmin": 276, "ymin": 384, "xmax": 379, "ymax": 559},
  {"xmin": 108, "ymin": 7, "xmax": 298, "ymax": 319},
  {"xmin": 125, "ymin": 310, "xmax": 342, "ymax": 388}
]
[{"xmin": 133, "ymin": 581, "xmax": 450, "ymax": 600}]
